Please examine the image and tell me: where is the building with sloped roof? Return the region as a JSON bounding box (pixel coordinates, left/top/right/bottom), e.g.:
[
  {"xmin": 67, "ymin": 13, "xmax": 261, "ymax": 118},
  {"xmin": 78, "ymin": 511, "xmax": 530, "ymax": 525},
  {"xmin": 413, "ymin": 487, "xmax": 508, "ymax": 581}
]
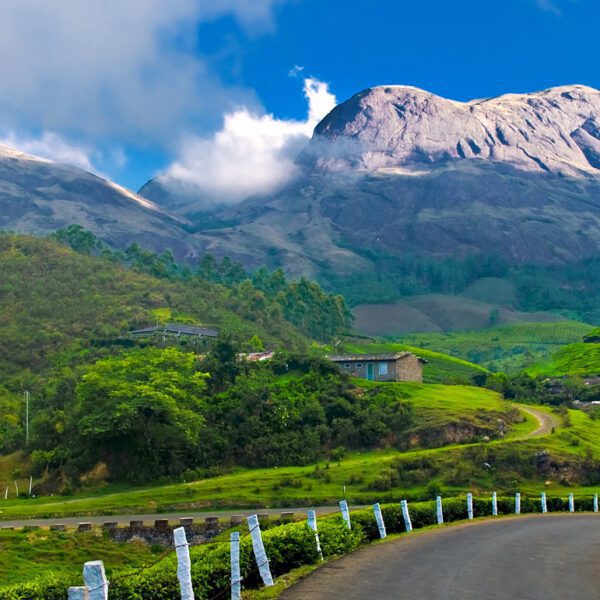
[
  {"xmin": 327, "ymin": 352, "xmax": 424, "ymax": 382},
  {"xmin": 130, "ymin": 323, "xmax": 218, "ymax": 339}
]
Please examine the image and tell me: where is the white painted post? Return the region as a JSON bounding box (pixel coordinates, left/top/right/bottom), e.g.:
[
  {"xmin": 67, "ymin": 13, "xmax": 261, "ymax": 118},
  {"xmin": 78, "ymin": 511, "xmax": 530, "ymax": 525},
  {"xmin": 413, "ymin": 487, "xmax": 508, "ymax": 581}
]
[
  {"xmin": 83, "ymin": 560, "xmax": 108, "ymax": 600},
  {"xmin": 569, "ymin": 493, "xmax": 574, "ymax": 513},
  {"xmin": 307, "ymin": 510, "xmax": 323, "ymax": 560},
  {"xmin": 67, "ymin": 587, "xmax": 86, "ymax": 599},
  {"xmin": 174, "ymin": 527, "xmax": 194, "ymax": 600},
  {"xmin": 4, "ymin": 486, "xmax": 7, "ymax": 500},
  {"xmin": 515, "ymin": 492, "xmax": 521, "ymax": 515},
  {"xmin": 436, "ymin": 496, "xmax": 444, "ymax": 525},
  {"xmin": 467, "ymin": 493, "xmax": 473, "ymax": 520},
  {"xmin": 230, "ymin": 531, "xmax": 242, "ymax": 600},
  {"xmin": 28, "ymin": 476, "xmax": 33, "ymax": 496},
  {"xmin": 247, "ymin": 514, "xmax": 273, "ymax": 587},
  {"xmin": 594, "ymin": 493, "xmax": 598, "ymax": 513},
  {"xmin": 401, "ymin": 500, "xmax": 412, "ymax": 532},
  {"xmin": 339, "ymin": 499, "xmax": 351, "ymax": 529},
  {"xmin": 541, "ymin": 492, "xmax": 547, "ymax": 513},
  {"xmin": 492, "ymin": 491, "xmax": 498, "ymax": 516},
  {"xmin": 14, "ymin": 481, "xmax": 18, "ymax": 497},
  {"xmin": 372, "ymin": 503, "xmax": 387, "ymax": 539}
]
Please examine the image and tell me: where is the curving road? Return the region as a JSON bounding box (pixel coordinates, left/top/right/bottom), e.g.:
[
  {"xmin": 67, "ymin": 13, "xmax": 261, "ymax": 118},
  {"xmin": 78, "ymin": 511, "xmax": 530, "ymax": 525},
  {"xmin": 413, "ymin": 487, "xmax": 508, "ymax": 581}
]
[
  {"xmin": 514, "ymin": 404, "xmax": 561, "ymax": 438},
  {"xmin": 281, "ymin": 515, "xmax": 600, "ymax": 600}
]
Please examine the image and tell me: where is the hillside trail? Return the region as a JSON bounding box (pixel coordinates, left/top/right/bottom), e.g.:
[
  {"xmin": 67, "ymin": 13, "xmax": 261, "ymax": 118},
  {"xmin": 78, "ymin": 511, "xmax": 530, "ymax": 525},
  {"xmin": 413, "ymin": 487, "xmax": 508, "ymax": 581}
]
[{"xmin": 512, "ymin": 404, "xmax": 561, "ymax": 439}]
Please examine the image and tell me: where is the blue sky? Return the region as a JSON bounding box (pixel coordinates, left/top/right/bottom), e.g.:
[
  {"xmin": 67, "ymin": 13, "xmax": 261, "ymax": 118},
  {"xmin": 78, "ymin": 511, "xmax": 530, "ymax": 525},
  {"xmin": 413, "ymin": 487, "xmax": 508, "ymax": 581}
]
[{"xmin": 0, "ymin": 0, "xmax": 598, "ymax": 195}]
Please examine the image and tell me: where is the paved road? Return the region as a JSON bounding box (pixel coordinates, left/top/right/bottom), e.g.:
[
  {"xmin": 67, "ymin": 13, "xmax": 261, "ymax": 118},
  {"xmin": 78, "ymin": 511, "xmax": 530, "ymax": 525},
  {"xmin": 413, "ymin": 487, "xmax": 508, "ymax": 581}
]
[
  {"xmin": 515, "ymin": 404, "xmax": 560, "ymax": 438},
  {"xmin": 281, "ymin": 515, "xmax": 600, "ymax": 600},
  {"xmin": 0, "ymin": 505, "xmax": 349, "ymax": 529}
]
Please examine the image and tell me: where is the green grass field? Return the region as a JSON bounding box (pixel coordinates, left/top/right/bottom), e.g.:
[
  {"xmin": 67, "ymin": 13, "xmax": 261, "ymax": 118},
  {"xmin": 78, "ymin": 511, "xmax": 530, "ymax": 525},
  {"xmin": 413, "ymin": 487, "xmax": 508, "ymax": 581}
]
[
  {"xmin": 341, "ymin": 340, "xmax": 488, "ymax": 383},
  {"xmin": 399, "ymin": 321, "xmax": 593, "ymax": 373},
  {"xmin": 526, "ymin": 342, "xmax": 600, "ymax": 377}
]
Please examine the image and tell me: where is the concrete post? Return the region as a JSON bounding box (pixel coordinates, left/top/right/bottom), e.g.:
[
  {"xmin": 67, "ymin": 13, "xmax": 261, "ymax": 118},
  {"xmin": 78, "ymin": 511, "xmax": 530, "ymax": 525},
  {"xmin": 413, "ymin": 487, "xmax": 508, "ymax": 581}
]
[{"xmin": 174, "ymin": 526, "xmax": 194, "ymax": 600}]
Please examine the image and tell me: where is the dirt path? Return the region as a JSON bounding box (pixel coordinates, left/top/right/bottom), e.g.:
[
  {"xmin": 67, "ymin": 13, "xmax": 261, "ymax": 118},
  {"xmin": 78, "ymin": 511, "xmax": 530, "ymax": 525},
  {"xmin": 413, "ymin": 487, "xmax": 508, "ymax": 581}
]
[{"xmin": 514, "ymin": 404, "xmax": 561, "ymax": 438}]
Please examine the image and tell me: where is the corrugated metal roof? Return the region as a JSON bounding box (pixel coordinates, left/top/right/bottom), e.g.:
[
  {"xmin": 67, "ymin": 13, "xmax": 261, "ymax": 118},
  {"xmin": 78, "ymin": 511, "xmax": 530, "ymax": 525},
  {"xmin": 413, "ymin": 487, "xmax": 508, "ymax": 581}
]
[
  {"xmin": 130, "ymin": 323, "xmax": 218, "ymax": 337},
  {"xmin": 327, "ymin": 352, "xmax": 412, "ymax": 362}
]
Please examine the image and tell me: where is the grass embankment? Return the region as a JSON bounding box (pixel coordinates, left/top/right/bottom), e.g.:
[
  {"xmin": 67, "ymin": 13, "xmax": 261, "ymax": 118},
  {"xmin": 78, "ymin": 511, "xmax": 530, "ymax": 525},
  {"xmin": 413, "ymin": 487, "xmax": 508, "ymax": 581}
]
[
  {"xmin": 4, "ymin": 384, "xmax": 599, "ymax": 520},
  {"xmin": 341, "ymin": 341, "xmax": 487, "ymax": 383},
  {"xmin": 0, "ymin": 530, "xmax": 159, "ymax": 586},
  {"xmin": 399, "ymin": 321, "xmax": 593, "ymax": 373},
  {"xmin": 526, "ymin": 342, "xmax": 600, "ymax": 377}
]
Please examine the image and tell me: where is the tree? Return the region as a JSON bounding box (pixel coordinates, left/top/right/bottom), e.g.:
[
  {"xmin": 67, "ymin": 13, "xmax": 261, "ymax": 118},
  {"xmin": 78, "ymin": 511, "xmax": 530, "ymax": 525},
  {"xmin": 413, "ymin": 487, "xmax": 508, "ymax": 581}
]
[{"xmin": 74, "ymin": 348, "xmax": 208, "ymax": 480}]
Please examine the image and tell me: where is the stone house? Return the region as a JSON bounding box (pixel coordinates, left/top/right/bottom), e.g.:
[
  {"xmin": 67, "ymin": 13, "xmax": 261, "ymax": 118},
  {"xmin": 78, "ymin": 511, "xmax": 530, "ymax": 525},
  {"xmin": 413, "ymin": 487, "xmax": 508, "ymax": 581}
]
[{"xmin": 327, "ymin": 352, "xmax": 425, "ymax": 382}]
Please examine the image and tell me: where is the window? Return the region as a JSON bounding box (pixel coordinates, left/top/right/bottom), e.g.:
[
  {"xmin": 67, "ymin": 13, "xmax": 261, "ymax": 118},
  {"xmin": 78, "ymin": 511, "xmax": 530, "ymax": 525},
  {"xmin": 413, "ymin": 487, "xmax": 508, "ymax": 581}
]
[
  {"xmin": 344, "ymin": 364, "xmax": 351, "ymax": 369},
  {"xmin": 356, "ymin": 363, "xmax": 363, "ymax": 368},
  {"xmin": 378, "ymin": 362, "xmax": 388, "ymax": 375}
]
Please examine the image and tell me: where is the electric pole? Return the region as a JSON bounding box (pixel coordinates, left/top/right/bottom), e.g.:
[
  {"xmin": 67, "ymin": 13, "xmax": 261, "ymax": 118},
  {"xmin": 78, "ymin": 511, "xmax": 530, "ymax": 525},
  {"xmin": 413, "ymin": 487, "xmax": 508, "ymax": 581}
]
[{"xmin": 24, "ymin": 390, "xmax": 30, "ymax": 447}]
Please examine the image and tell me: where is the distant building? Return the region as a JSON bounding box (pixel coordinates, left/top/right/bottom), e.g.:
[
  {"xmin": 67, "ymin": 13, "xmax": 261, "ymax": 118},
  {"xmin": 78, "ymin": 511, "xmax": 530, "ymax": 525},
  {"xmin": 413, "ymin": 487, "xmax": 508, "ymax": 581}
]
[
  {"xmin": 130, "ymin": 323, "xmax": 218, "ymax": 339},
  {"xmin": 327, "ymin": 352, "xmax": 425, "ymax": 382}
]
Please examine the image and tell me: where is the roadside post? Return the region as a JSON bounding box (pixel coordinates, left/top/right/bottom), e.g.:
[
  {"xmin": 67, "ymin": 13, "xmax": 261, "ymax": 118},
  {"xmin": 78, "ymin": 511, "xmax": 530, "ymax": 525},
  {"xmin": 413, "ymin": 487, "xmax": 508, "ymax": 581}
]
[
  {"xmin": 541, "ymin": 492, "xmax": 547, "ymax": 513},
  {"xmin": 307, "ymin": 510, "xmax": 323, "ymax": 560},
  {"xmin": 436, "ymin": 496, "xmax": 444, "ymax": 525},
  {"xmin": 492, "ymin": 491, "xmax": 498, "ymax": 516},
  {"xmin": 340, "ymin": 499, "xmax": 351, "ymax": 529},
  {"xmin": 401, "ymin": 500, "xmax": 412, "ymax": 532},
  {"xmin": 515, "ymin": 492, "xmax": 521, "ymax": 514},
  {"xmin": 594, "ymin": 493, "xmax": 598, "ymax": 513},
  {"xmin": 230, "ymin": 531, "xmax": 242, "ymax": 600},
  {"xmin": 174, "ymin": 527, "xmax": 194, "ymax": 600},
  {"xmin": 569, "ymin": 493, "xmax": 574, "ymax": 513},
  {"xmin": 247, "ymin": 514, "xmax": 274, "ymax": 587},
  {"xmin": 83, "ymin": 560, "xmax": 108, "ymax": 600},
  {"xmin": 467, "ymin": 493, "xmax": 473, "ymax": 520},
  {"xmin": 372, "ymin": 503, "xmax": 387, "ymax": 538}
]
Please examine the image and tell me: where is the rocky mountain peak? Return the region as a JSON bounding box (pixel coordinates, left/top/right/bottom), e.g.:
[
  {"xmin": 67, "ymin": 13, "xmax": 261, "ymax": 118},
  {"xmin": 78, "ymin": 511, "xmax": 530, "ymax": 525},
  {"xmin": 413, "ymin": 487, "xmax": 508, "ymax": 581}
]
[{"xmin": 301, "ymin": 84, "xmax": 600, "ymax": 177}]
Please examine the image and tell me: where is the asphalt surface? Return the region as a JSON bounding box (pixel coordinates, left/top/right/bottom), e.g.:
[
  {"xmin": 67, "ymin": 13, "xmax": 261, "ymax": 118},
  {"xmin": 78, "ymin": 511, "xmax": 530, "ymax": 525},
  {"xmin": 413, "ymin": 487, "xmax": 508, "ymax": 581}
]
[
  {"xmin": 281, "ymin": 514, "xmax": 600, "ymax": 600},
  {"xmin": 0, "ymin": 505, "xmax": 348, "ymax": 529}
]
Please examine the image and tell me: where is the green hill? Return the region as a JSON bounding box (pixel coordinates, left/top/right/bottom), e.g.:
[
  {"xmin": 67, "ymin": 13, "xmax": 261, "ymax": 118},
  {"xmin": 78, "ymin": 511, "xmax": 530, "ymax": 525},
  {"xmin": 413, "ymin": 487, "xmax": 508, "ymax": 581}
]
[
  {"xmin": 0, "ymin": 232, "xmax": 351, "ymax": 382},
  {"xmin": 400, "ymin": 321, "xmax": 593, "ymax": 373},
  {"xmin": 527, "ymin": 343, "xmax": 600, "ymax": 377}
]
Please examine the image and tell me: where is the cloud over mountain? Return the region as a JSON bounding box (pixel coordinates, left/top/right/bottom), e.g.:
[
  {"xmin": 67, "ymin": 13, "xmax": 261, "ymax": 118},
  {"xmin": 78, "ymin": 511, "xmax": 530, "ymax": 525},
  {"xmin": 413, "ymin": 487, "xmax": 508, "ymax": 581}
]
[{"xmin": 142, "ymin": 78, "xmax": 337, "ymax": 207}]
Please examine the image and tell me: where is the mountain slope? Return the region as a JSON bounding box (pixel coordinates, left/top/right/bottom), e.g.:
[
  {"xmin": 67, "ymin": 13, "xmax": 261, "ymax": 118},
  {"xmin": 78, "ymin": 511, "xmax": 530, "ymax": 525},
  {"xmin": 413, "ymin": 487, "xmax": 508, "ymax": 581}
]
[
  {"xmin": 0, "ymin": 144, "xmax": 192, "ymax": 256},
  {"xmin": 179, "ymin": 84, "xmax": 600, "ymax": 276}
]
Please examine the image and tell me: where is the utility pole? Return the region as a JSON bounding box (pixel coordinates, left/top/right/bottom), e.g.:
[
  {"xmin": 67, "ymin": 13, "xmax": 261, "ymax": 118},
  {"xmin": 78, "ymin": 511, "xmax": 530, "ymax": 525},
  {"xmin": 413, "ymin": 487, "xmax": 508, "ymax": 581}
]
[{"xmin": 24, "ymin": 390, "xmax": 30, "ymax": 447}]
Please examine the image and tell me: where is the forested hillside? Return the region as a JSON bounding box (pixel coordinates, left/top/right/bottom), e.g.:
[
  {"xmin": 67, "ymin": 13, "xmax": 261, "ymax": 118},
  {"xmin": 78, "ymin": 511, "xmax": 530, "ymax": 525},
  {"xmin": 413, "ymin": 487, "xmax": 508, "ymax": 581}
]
[{"xmin": 0, "ymin": 229, "xmax": 350, "ymax": 382}]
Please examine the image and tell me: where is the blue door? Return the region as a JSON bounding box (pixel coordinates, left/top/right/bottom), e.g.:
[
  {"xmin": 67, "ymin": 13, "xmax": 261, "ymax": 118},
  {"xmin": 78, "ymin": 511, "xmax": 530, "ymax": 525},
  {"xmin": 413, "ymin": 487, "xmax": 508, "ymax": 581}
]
[{"xmin": 367, "ymin": 363, "xmax": 375, "ymax": 380}]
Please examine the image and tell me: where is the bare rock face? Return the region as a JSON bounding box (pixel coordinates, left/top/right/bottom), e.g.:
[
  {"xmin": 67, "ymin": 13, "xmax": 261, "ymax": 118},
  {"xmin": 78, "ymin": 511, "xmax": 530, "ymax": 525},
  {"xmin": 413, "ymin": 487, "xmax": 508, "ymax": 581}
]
[
  {"xmin": 186, "ymin": 84, "xmax": 600, "ymax": 273},
  {"xmin": 302, "ymin": 84, "xmax": 600, "ymax": 177},
  {"xmin": 0, "ymin": 144, "xmax": 192, "ymax": 256}
]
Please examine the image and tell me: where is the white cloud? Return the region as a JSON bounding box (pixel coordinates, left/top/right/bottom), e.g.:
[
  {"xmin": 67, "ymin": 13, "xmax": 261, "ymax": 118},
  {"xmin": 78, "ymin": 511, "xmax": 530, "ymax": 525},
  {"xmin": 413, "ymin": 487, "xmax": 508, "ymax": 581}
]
[
  {"xmin": 0, "ymin": 131, "xmax": 97, "ymax": 172},
  {"xmin": 0, "ymin": 0, "xmax": 286, "ymax": 144},
  {"xmin": 162, "ymin": 77, "xmax": 337, "ymax": 204}
]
